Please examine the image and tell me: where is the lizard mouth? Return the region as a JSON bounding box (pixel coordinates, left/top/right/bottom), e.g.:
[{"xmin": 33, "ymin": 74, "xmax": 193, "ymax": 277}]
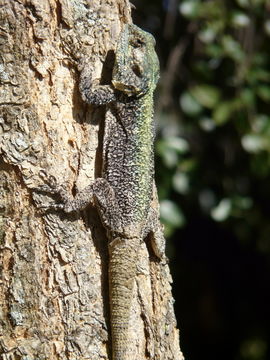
[
  {"xmin": 112, "ymin": 62, "xmax": 144, "ymax": 96},
  {"xmin": 112, "ymin": 80, "xmax": 141, "ymax": 96}
]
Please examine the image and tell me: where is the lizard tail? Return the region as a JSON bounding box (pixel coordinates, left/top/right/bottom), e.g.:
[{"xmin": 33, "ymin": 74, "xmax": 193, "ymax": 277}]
[{"xmin": 108, "ymin": 237, "xmax": 140, "ymax": 360}]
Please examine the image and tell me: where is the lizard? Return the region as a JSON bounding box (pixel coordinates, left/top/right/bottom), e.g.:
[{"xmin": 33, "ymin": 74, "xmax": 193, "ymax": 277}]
[{"xmin": 37, "ymin": 23, "xmax": 166, "ymax": 360}]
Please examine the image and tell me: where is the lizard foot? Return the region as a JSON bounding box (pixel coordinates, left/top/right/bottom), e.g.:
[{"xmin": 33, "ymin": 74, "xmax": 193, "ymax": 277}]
[{"xmin": 32, "ymin": 173, "xmax": 70, "ymax": 212}]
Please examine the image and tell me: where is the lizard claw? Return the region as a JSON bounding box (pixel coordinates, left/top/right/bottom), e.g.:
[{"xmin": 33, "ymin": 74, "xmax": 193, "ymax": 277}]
[
  {"xmin": 34, "ymin": 200, "xmax": 65, "ymax": 213},
  {"xmin": 32, "ymin": 173, "xmax": 69, "ymax": 212},
  {"xmin": 33, "ymin": 184, "xmax": 59, "ymax": 194},
  {"xmin": 38, "ymin": 203, "xmax": 65, "ymax": 210}
]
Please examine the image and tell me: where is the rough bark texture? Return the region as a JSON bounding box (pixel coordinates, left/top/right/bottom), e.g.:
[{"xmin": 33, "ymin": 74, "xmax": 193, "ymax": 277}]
[{"xmin": 0, "ymin": 1, "xmax": 184, "ymax": 359}]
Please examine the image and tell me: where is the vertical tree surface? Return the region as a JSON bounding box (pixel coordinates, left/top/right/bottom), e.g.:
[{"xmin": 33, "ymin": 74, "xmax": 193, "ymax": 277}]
[{"xmin": 0, "ymin": 1, "xmax": 183, "ymax": 359}]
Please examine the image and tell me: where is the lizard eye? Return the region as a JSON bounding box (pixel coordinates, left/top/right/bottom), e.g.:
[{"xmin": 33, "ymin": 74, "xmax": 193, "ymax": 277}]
[
  {"xmin": 131, "ymin": 38, "xmax": 145, "ymax": 48},
  {"xmin": 131, "ymin": 64, "xmax": 142, "ymax": 77}
]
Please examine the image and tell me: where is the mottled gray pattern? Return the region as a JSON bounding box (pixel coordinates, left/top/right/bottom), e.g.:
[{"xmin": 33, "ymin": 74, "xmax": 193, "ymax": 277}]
[{"xmin": 39, "ymin": 24, "xmax": 165, "ymax": 360}]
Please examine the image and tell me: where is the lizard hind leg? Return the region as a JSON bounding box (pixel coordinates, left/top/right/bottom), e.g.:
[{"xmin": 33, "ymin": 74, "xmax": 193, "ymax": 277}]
[
  {"xmin": 46, "ymin": 177, "xmax": 123, "ymax": 232},
  {"xmin": 143, "ymin": 207, "xmax": 167, "ymax": 263}
]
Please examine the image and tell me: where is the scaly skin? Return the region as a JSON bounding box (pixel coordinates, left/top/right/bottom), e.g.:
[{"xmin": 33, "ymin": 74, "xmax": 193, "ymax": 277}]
[
  {"xmin": 38, "ymin": 24, "xmax": 165, "ymax": 360},
  {"xmin": 108, "ymin": 236, "xmax": 140, "ymax": 360},
  {"xmin": 80, "ymin": 25, "xmax": 162, "ymax": 359}
]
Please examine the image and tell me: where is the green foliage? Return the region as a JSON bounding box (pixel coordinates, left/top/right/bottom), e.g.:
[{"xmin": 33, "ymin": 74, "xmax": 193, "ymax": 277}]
[
  {"xmin": 157, "ymin": 0, "xmax": 270, "ymax": 251},
  {"xmin": 138, "ymin": 1, "xmax": 270, "ymax": 358}
]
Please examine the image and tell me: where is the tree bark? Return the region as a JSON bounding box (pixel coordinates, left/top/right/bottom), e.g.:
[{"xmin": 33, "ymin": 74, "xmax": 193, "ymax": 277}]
[{"xmin": 0, "ymin": 1, "xmax": 184, "ymax": 359}]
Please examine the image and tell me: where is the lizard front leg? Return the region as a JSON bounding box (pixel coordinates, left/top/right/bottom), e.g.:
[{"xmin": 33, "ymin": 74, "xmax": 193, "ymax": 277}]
[
  {"xmin": 36, "ymin": 177, "xmax": 122, "ymax": 231},
  {"xmin": 79, "ymin": 70, "xmax": 117, "ymax": 105},
  {"xmin": 143, "ymin": 207, "xmax": 167, "ymax": 263}
]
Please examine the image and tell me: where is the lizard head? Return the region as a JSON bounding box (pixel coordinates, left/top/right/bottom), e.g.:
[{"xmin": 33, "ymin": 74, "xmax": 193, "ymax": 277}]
[{"xmin": 112, "ymin": 24, "xmax": 160, "ymax": 97}]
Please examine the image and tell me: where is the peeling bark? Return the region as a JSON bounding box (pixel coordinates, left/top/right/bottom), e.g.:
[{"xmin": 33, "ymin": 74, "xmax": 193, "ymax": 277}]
[{"xmin": 0, "ymin": 1, "xmax": 183, "ymax": 359}]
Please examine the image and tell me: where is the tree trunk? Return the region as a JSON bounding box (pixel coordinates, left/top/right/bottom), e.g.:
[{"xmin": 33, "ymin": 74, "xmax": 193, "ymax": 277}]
[{"xmin": 0, "ymin": 1, "xmax": 183, "ymax": 359}]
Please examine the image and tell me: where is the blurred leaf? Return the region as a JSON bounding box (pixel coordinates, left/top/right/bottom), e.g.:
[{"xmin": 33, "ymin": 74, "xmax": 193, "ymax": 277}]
[
  {"xmin": 236, "ymin": 0, "xmax": 250, "ymax": 8},
  {"xmin": 256, "ymin": 85, "xmax": 270, "ymax": 101},
  {"xmin": 251, "ymin": 0, "xmax": 266, "ymax": 6},
  {"xmin": 156, "ymin": 136, "xmax": 189, "ymax": 154},
  {"xmin": 264, "ymin": 20, "xmax": 270, "ymax": 36},
  {"xmin": 180, "ymin": 92, "xmax": 203, "ymax": 116},
  {"xmin": 231, "ymin": 12, "xmax": 250, "ymax": 27},
  {"xmin": 178, "ymin": 158, "xmax": 198, "ymax": 173},
  {"xmin": 166, "ymin": 137, "xmax": 189, "ymax": 152},
  {"xmin": 211, "ymin": 198, "xmax": 232, "ymax": 221},
  {"xmin": 241, "ymin": 134, "xmax": 267, "ymax": 153},
  {"xmin": 248, "ymin": 68, "xmax": 270, "ymax": 84},
  {"xmin": 179, "ymin": 0, "xmax": 199, "ymax": 18},
  {"xmin": 199, "ymin": 189, "xmax": 217, "ymax": 212},
  {"xmin": 198, "ymin": 27, "xmax": 217, "ymax": 43},
  {"xmin": 190, "ymin": 84, "xmax": 221, "ymax": 108},
  {"xmin": 173, "ymin": 171, "xmax": 189, "ymax": 194},
  {"xmin": 233, "ymin": 196, "xmax": 253, "ymax": 210},
  {"xmin": 252, "ymin": 114, "xmax": 270, "ymax": 134},
  {"xmin": 213, "ymin": 101, "xmax": 234, "ymax": 124},
  {"xmin": 199, "ymin": 117, "xmax": 216, "ymax": 131},
  {"xmin": 156, "ymin": 136, "xmax": 189, "ymax": 168},
  {"xmin": 205, "ymin": 43, "xmax": 224, "ymax": 58},
  {"xmin": 198, "ymin": 0, "xmax": 226, "ymax": 19},
  {"xmin": 157, "ymin": 148, "xmax": 178, "ymax": 168},
  {"xmin": 250, "ymin": 152, "xmax": 270, "ymax": 177},
  {"xmin": 239, "ymin": 337, "xmax": 268, "ymax": 360},
  {"xmin": 221, "ymin": 35, "xmax": 244, "ymax": 62},
  {"xmin": 160, "ymin": 200, "xmax": 186, "ymax": 228},
  {"xmin": 239, "ymin": 88, "xmax": 255, "ymax": 107}
]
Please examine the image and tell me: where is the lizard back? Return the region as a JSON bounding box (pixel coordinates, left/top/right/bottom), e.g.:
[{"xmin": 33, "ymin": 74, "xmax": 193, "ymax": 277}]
[
  {"xmin": 103, "ymin": 23, "xmax": 159, "ymax": 228},
  {"xmin": 103, "ymin": 92, "xmax": 155, "ymax": 225}
]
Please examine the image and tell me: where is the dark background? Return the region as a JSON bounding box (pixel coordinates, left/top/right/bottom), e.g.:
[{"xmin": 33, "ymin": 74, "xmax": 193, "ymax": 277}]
[{"xmin": 133, "ymin": 1, "xmax": 270, "ymax": 359}]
